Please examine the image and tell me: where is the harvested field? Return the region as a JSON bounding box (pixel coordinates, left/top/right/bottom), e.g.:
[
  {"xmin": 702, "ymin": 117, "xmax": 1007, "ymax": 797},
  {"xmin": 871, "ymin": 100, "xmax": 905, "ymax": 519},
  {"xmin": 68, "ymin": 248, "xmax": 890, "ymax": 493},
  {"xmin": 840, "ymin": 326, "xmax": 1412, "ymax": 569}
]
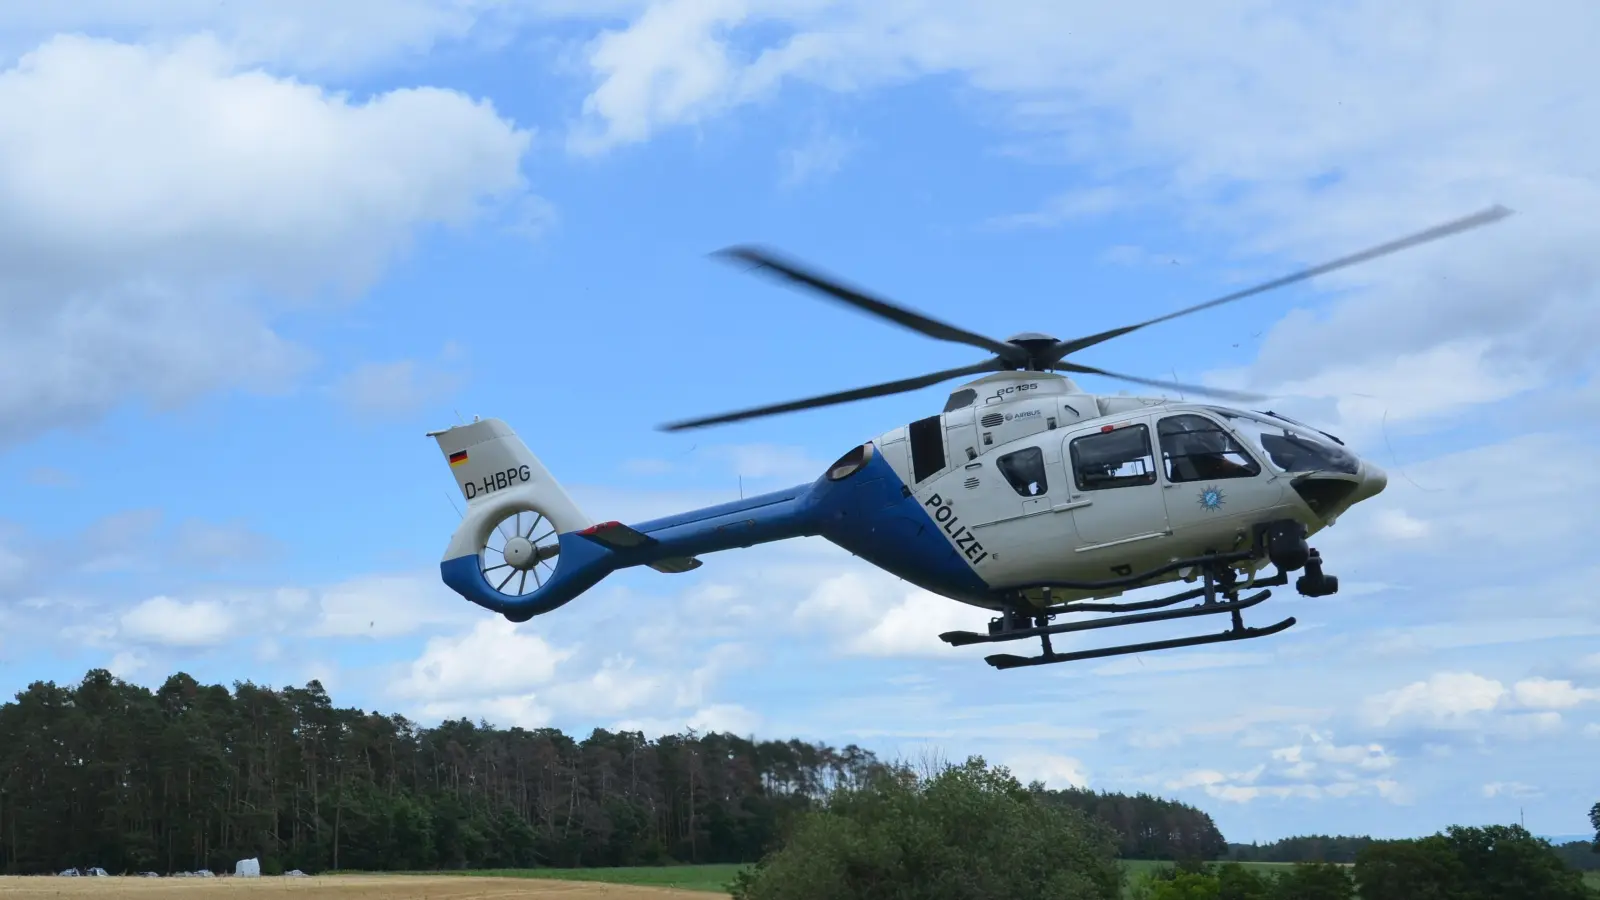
[{"xmin": 0, "ymin": 875, "xmax": 713, "ymax": 899}]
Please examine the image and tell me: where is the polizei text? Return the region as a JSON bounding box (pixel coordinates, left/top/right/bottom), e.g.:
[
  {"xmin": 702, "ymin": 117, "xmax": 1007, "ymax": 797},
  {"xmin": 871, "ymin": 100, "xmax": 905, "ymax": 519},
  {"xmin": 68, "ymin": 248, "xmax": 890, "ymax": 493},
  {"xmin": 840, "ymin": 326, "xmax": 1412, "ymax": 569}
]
[{"xmin": 923, "ymin": 493, "xmax": 989, "ymax": 565}]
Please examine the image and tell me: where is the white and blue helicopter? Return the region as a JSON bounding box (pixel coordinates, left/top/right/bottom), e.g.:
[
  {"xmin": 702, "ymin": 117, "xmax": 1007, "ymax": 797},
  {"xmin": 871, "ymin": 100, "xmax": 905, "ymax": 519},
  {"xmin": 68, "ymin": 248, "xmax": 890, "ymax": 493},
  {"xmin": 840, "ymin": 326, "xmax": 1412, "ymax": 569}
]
[{"xmin": 431, "ymin": 206, "xmax": 1508, "ymax": 670}]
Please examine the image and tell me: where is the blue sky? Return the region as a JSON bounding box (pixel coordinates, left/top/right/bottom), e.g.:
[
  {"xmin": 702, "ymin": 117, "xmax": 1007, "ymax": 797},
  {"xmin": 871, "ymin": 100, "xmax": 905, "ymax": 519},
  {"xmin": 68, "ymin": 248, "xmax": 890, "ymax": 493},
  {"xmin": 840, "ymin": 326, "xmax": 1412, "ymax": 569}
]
[{"xmin": 1, "ymin": 1, "xmax": 1598, "ymax": 845}]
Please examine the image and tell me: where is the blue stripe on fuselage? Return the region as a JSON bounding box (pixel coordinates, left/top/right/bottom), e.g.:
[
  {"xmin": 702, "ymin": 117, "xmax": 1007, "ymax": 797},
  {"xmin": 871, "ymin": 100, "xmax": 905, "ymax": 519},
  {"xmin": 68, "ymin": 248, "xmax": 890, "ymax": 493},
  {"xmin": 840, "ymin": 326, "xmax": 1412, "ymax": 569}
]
[{"xmin": 815, "ymin": 449, "xmax": 993, "ymax": 605}]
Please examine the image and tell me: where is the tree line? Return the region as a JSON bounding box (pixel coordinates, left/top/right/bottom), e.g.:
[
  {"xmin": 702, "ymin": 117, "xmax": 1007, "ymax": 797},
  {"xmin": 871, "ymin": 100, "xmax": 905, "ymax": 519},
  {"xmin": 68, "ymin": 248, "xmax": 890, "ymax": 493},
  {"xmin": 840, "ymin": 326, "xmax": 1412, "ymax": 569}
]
[
  {"xmin": 1228, "ymin": 833, "xmax": 1600, "ymax": 871},
  {"xmin": 0, "ymin": 668, "xmax": 1225, "ymax": 876}
]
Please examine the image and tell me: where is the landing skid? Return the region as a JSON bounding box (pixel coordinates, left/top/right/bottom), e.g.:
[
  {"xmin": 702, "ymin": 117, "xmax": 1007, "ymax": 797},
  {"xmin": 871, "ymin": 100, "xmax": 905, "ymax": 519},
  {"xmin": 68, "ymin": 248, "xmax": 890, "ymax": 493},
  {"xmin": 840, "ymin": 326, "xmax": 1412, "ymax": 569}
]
[{"xmin": 940, "ymin": 521, "xmax": 1333, "ymax": 670}]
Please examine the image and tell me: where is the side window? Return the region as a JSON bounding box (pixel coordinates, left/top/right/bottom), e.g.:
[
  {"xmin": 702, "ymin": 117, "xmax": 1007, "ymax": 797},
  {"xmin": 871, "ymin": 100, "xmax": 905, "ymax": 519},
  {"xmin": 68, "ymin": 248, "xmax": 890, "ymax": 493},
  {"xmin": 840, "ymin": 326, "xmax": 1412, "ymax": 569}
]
[
  {"xmin": 1070, "ymin": 425, "xmax": 1157, "ymax": 491},
  {"xmin": 908, "ymin": 415, "xmax": 946, "ymax": 483},
  {"xmin": 1158, "ymin": 414, "xmax": 1261, "ymax": 483},
  {"xmin": 997, "ymin": 446, "xmax": 1048, "ymax": 496}
]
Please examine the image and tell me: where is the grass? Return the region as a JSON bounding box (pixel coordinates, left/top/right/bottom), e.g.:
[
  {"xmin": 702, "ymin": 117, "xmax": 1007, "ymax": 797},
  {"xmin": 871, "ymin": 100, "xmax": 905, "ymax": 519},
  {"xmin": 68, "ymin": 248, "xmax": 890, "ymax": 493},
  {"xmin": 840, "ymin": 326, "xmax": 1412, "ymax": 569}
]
[
  {"xmin": 409, "ymin": 864, "xmax": 748, "ymax": 893},
  {"xmin": 346, "ymin": 859, "xmax": 1600, "ymax": 896},
  {"xmin": 1121, "ymin": 859, "xmax": 1302, "ymax": 879}
]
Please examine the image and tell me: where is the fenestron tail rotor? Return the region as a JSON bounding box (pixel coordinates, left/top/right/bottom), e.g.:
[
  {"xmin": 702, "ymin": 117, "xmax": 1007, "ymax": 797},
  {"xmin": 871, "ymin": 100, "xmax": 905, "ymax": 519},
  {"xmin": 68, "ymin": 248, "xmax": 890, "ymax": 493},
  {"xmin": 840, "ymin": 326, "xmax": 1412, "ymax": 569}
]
[
  {"xmin": 663, "ymin": 205, "xmax": 1512, "ymax": 431},
  {"xmin": 478, "ymin": 510, "xmax": 560, "ymax": 597}
]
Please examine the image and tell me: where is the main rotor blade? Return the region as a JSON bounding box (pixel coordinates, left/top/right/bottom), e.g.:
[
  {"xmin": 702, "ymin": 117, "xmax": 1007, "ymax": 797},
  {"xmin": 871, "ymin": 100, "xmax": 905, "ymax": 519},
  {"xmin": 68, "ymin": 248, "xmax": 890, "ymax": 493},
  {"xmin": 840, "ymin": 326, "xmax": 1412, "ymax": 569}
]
[
  {"xmin": 1053, "ymin": 361, "xmax": 1268, "ymax": 403},
  {"xmin": 1043, "ymin": 204, "xmax": 1513, "ymax": 364},
  {"xmin": 659, "ymin": 359, "xmax": 1007, "ymax": 432},
  {"xmin": 714, "ymin": 245, "xmax": 1028, "ymax": 364}
]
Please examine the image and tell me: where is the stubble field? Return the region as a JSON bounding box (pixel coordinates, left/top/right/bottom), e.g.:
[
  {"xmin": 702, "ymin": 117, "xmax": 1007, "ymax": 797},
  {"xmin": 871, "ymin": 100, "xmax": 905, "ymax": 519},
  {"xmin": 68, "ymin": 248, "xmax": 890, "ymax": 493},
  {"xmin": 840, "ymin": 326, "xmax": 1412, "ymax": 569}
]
[{"xmin": 0, "ymin": 875, "xmax": 714, "ymax": 899}]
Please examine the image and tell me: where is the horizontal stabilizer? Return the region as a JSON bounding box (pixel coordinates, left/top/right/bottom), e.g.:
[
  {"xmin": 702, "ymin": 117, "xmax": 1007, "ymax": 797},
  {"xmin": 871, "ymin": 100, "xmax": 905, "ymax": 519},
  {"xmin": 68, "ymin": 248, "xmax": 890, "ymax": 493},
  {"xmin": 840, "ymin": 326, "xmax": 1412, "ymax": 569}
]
[
  {"xmin": 577, "ymin": 522, "xmax": 702, "ymax": 573},
  {"xmin": 578, "ymin": 521, "xmax": 656, "ymax": 550},
  {"xmin": 648, "ymin": 556, "xmax": 704, "ymax": 574}
]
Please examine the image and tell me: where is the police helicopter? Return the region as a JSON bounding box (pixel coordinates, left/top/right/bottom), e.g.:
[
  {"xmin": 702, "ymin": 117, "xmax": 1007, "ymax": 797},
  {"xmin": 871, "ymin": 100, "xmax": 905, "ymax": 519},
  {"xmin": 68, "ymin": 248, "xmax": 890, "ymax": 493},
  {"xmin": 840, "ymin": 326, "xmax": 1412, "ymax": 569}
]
[{"xmin": 431, "ymin": 205, "xmax": 1509, "ymax": 669}]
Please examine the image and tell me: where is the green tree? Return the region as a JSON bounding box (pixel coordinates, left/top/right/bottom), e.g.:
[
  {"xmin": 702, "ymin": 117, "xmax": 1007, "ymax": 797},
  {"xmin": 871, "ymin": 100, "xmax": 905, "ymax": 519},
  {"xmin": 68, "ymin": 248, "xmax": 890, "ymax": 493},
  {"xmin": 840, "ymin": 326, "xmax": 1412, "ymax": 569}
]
[
  {"xmin": 1268, "ymin": 861, "xmax": 1354, "ymax": 900},
  {"xmin": 1440, "ymin": 824, "xmax": 1593, "ymax": 900},
  {"xmin": 0, "ymin": 667, "xmax": 1221, "ymax": 877},
  {"xmin": 1215, "ymin": 863, "xmax": 1273, "ymax": 900},
  {"xmin": 1354, "ymin": 836, "xmax": 1466, "ymax": 900},
  {"xmin": 729, "ymin": 757, "xmax": 1124, "ymax": 900},
  {"xmin": 1148, "ymin": 870, "xmax": 1221, "ymax": 900},
  {"xmin": 1590, "ymin": 802, "xmax": 1599, "ymax": 852}
]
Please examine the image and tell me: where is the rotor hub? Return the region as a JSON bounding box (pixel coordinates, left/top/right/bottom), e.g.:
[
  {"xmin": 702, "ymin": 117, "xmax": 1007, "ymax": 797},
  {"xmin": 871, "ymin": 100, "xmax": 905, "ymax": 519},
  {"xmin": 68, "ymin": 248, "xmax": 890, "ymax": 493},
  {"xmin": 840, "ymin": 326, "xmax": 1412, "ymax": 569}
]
[
  {"xmin": 1005, "ymin": 332, "xmax": 1060, "ymax": 370},
  {"xmin": 503, "ymin": 536, "xmax": 537, "ymax": 570}
]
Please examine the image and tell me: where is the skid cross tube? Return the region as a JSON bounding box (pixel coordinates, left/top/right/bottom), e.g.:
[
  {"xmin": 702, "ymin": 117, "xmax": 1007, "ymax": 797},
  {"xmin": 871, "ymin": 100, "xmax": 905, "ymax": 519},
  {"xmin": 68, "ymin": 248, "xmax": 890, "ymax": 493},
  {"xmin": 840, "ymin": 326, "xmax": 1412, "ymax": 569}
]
[
  {"xmin": 984, "ymin": 617, "xmax": 1298, "ymax": 670},
  {"xmin": 940, "ymin": 589, "xmax": 1274, "ymax": 648},
  {"xmin": 951, "ymin": 537, "xmax": 1314, "ymax": 669}
]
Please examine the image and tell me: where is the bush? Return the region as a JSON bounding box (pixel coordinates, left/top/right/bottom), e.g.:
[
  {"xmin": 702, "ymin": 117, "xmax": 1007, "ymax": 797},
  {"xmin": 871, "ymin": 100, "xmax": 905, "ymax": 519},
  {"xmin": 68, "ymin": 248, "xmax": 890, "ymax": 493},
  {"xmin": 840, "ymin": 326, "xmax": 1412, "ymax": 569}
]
[
  {"xmin": 1127, "ymin": 861, "xmax": 1347, "ymax": 900},
  {"xmin": 1354, "ymin": 824, "xmax": 1596, "ymax": 900},
  {"xmin": 729, "ymin": 757, "xmax": 1124, "ymax": 900},
  {"xmin": 1270, "ymin": 861, "xmax": 1354, "ymax": 900},
  {"xmin": 1215, "ymin": 862, "xmax": 1272, "ymax": 900}
]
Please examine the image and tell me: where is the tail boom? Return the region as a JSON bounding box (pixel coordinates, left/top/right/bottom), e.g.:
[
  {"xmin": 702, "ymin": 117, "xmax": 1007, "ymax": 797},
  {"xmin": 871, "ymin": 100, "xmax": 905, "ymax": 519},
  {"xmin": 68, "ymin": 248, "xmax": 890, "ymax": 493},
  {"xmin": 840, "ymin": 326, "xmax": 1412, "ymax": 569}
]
[{"xmin": 441, "ymin": 487, "xmax": 820, "ymax": 622}]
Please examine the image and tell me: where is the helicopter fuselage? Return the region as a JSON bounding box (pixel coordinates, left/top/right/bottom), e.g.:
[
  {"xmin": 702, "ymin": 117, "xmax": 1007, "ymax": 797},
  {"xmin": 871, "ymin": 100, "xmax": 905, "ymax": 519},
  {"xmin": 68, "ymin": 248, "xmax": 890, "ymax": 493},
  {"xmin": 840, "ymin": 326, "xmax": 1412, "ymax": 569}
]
[{"xmin": 437, "ymin": 372, "xmax": 1386, "ymax": 621}]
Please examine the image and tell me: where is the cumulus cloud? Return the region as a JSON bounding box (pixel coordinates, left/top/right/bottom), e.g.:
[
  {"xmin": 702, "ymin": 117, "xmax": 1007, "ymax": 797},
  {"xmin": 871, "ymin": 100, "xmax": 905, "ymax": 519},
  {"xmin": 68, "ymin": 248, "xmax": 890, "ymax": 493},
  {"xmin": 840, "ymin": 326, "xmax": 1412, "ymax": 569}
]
[
  {"xmin": 0, "ymin": 1, "xmax": 598, "ymax": 75},
  {"xmin": 1361, "ymin": 671, "xmax": 1600, "ymax": 731},
  {"xmin": 119, "ymin": 595, "xmax": 236, "ymax": 647},
  {"xmin": 330, "ymin": 358, "xmax": 466, "ymax": 420},
  {"xmin": 779, "ymin": 124, "xmax": 855, "ymax": 187},
  {"xmin": 0, "ymin": 33, "xmax": 534, "ymax": 444},
  {"xmin": 1481, "ymin": 781, "xmax": 1541, "ymax": 799},
  {"xmin": 1005, "ymin": 753, "xmax": 1090, "ymax": 789},
  {"xmin": 394, "ymin": 617, "xmax": 574, "ymax": 706},
  {"xmin": 794, "ymin": 569, "xmax": 993, "ymax": 658}
]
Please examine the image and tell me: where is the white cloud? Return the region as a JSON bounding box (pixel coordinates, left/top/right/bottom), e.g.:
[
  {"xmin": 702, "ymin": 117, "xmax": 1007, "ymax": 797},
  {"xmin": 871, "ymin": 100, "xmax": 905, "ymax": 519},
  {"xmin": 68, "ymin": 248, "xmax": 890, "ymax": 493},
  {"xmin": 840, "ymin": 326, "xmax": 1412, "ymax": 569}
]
[
  {"xmin": 615, "ymin": 703, "xmax": 764, "ymax": 739},
  {"xmin": 1005, "ymin": 753, "xmax": 1089, "ymax": 789},
  {"xmin": 0, "ymin": 1, "xmax": 585, "ymax": 76},
  {"xmin": 331, "ymin": 358, "xmax": 465, "ymax": 419},
  {"xmin": 1361, "ymin": 672, "xmax": 1507, "ymax": 728},
  {"xmin": 1360, "ymin": 671, "xmax": 1600, "ymax": 733},
  {"xmin": 168, "ymin": 519, "xmax": 283, "ymax": 568},
  {"xmin": 984, "ymin": 186, "xmax": 1130, "ymax": 230},
  {"xmin": 794, "ymin": 569, "xmax": 993, "ymax": 658},
  {"xmin": 1512, "ymin": 677, "xmax": 1600, "ymax": 710},
  {"xmin": 311, "ymin": 572, "xmax": 478, "ymax": 639},
  {"xmin": 1482, "ymin": 781, "xmax": 1541, "ymax": 800},
  {"xmin": 0, "ymin": 33, "xmax": 533, "ymax": 444},
  {"xmin": 1370, "ymin": 508, "xmax": 1430, "ymax": 541},
  {"xmin": 780, "ymin": 124, "xmax": 854, "ymax": 187},
  {"xmin": 119, "ymin": 595, "xmax": 236, "ymax": 647},
  {"xmin": 703, "ymin": 443, "xmax": 825, "ymax": 482},
  {"xmin": 1240, "ymin": 339, "xmax": 1545, "ymax": 444},
  {"xmin": 562, "ymin": 0, "xmax": 1600, "ymax": 430},
  {"xmin": 393, "ymin": 617, "xmax": 574, "ymax": 704},
  {"xmin": 107, "ymin": 649, "xmax": 148, "ymax": 679}
]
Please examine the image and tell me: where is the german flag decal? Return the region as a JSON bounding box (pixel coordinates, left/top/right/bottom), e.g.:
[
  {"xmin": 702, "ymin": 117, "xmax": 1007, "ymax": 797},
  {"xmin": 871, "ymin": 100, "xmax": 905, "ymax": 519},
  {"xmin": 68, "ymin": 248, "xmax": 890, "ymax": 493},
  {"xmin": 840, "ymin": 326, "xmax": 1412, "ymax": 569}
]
[{"xmin": 448, "ymin": 450, "xmax": 469, "ymax": 467}]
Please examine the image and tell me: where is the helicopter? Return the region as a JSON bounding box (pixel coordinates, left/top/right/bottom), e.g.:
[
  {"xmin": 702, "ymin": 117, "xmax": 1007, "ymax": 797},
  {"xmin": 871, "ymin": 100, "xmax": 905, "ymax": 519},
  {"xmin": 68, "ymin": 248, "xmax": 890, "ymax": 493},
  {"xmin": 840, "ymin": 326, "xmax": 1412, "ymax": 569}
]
[{"xmin": 431, "ymin": 204, "xmax": 1510, "ymax": 670}]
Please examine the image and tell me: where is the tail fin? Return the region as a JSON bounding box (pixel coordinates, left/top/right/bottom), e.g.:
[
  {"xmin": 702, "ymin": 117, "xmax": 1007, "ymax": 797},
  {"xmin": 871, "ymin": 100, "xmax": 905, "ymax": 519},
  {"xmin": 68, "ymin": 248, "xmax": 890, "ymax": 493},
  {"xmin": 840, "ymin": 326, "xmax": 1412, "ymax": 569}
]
[
  {"xmin": 433, "ymin": 417, "xmax": 591, "ymax": 528},
  {"xmin": 430, "ymin": 418, "xmax": 700, "ymax": 624}
]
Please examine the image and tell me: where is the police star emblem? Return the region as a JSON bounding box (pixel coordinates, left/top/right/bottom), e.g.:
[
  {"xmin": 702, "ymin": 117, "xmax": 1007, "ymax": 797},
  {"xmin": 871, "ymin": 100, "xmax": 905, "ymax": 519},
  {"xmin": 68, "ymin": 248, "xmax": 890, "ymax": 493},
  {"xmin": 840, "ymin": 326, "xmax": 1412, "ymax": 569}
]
[{"xmin": 1197, "ymin": 485, "xmax": 1226, "ymax": 512}]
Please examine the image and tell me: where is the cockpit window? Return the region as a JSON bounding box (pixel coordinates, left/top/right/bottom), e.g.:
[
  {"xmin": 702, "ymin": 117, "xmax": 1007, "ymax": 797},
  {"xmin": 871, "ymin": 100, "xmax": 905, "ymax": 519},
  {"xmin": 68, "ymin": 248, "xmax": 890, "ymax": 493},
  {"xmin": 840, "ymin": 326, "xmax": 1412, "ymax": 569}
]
[
  {"xmin": 943, "ymin": 389, "xmax": 977, "ymax": 412},
  {"xmin": 1157, "ymin": 414, "xmax": 1261, "ymax": 483},
  {"xmin": 1213, "ymin": 410, "xmax": 1360, "ymax": 476},
  {"xmin": 997, "ymin": 446, "xmax": 1048, "ymax": 496},
  {"xmin": 1254, "ymin": 409, "xmax": 1346, "ymax": 446}
]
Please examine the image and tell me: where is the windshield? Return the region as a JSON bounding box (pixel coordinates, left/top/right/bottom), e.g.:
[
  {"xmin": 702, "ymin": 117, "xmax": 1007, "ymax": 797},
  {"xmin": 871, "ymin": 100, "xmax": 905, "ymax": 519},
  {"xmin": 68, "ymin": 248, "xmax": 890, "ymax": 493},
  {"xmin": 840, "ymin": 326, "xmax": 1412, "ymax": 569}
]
[{"xmin": 1208, "ymin": 409, "xmax": 1361, "ymax": 476}]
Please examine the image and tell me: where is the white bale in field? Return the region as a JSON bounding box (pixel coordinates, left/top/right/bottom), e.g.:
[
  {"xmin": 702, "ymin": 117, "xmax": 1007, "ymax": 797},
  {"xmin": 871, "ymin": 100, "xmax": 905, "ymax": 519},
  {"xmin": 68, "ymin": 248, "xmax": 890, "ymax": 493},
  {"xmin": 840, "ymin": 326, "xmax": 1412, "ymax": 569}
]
[{"xmin": 235, "ymin": 858, "xmax": 261, "ymax": 877}]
